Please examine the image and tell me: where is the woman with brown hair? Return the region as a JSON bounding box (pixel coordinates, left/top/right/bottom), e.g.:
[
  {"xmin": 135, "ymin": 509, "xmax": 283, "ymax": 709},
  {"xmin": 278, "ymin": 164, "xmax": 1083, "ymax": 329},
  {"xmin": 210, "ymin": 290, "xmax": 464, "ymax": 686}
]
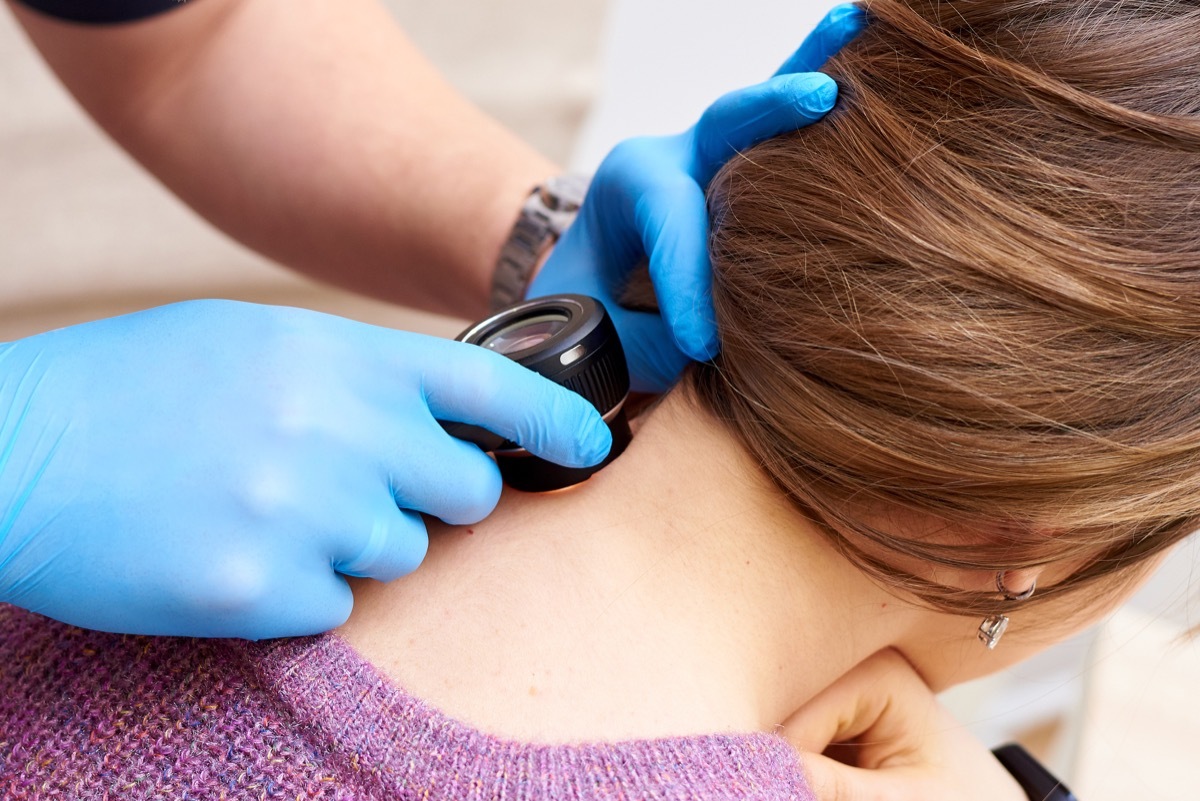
[{"xmin": 2, "ymin": 0, "xmax": 1196, "ymax": 798}]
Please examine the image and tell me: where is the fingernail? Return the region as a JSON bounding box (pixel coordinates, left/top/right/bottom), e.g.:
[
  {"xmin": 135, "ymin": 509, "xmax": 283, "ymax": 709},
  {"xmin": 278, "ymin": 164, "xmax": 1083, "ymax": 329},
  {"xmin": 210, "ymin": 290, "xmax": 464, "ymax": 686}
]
[
  {"xmin": 679, "ymin": 331, "xmax": 715, "ymax": 362},
  {"xmin": 830, "ymin": 3, "xmax": 866, "ymax": 26},
  {"xmin": 813, "ymin": 75, "xmax": 839, "ymax": 109},
  {"xmin": 791, "ymin": 73, "xmax": 838, "ymax": 112}
]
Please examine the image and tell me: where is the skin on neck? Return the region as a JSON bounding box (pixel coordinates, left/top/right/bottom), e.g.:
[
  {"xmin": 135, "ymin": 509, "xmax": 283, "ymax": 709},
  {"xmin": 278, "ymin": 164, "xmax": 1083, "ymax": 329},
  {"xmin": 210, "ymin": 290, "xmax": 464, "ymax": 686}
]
[{"xmin": 337, "ymin": 390, "xmax": 1118, "ymax": 743}]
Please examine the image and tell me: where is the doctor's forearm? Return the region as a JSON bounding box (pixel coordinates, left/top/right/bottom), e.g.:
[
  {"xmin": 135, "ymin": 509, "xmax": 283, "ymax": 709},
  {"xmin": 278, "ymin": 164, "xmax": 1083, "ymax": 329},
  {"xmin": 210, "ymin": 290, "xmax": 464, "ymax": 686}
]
[{"xmin": 10, "ymin": 0, "xmax": 555, "ymax": 319}]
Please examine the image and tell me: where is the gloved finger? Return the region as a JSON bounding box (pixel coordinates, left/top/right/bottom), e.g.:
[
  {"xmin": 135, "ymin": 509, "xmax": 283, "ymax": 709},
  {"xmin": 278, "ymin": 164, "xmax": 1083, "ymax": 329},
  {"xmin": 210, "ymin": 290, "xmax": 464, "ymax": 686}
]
[
  {"xmin": 384, "ymin": 425, "xmax": 504, "ymax": 525},
  {"xmin": 635, "ymin": 178, "xmax": 719, "ymax": 361},
  {"xmin": 180, "ymin": 561, "xmax": 355, "ymax": 642},
  {"xmin": 609, "ymin": 305, "xmax": 692, "ymax": 394},
  {"xmin": 200, "ymin": 562, "xmax": 356, "ymax": 640},
  {"xmin": 419, "ymin": 341, "xmax": 612, "ymax": 468},
  {"xmin": 692, "ymin": 72, "xmax": 838, "ymax": 183},
  {"xmin": 774, "ymin": 3, "xmax": 867, "ymax": 76},
  {"xmin": 332, "ymin": 503, "xmax": 430, "ymax": 583}
]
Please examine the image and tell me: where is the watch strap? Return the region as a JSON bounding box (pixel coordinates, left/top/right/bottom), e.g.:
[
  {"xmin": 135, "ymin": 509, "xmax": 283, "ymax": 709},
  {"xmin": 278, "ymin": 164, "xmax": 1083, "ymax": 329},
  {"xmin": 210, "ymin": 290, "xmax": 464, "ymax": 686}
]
[
  {"xmin": 490, "ymin": 174, "xmax": 590, "ymax": 312},
  {"xmin": 992, "ymin": 743, "xmax": 1079, "ymax": 801}
]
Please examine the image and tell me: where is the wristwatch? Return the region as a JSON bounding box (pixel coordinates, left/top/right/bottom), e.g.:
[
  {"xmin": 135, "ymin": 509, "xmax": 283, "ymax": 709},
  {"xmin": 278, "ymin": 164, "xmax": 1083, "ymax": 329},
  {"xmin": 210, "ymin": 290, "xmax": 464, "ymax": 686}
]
[
  {"xmin": 490, "ymin": 174, "xmax": 590, "ymax": 311},
  {"xmin": 992, "ymin": 743, "xmax": 1079, "ymax": 801}
]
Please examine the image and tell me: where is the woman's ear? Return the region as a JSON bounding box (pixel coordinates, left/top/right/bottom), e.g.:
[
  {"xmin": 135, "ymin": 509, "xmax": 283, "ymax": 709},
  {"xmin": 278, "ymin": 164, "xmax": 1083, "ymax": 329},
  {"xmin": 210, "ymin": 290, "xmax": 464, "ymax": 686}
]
[
  {"xmin": 957, "ymin": 566, "xmax": 1041, "ymax": 600},
  {"xmin": 995, "ymin": 568, "xmax": 1040, "ymax": 600},
  {"xmin": 975, "ymin": 521, "xmax": 1062, "ymax": 599}
]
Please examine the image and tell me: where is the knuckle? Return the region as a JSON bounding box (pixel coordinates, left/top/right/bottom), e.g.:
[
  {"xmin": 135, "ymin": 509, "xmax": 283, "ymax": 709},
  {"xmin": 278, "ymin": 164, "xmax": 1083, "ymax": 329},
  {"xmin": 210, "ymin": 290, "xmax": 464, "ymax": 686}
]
[
  {"xmin": 314, "ymin": 588, "xmax": 354, "ymax": 630},
  {"xmin": 187, "ymin": 549, "xmax": 273, "ymax": 618},
  {"xmin": 696, "ymin": 88, "xmax": 750, "ymax": 140},
  {"xmin": 392, "ymin": 548, "xmax": 426, "ymax": 582},
  {"xmin": 343, "ymin": 511, "xmax": 423, "ymax": 579},
  {"xmin": 597, "ymin": 135, "xmax": 673, "ymax": 187},
  {"xmin": 871, "ymin": 648, "xmax": 921, "ymax": 685},
  {"xmin": 601, "ymin": 136, "xmax": 653, "ymax": 172},
  {"xmin": 697, "ymin": 90, "xmax": 737, "ymax": 132},
  {"xmin": 456, "ymin": 466, "xmax": 503, "ymax": 523},
  {"xmin": 383, "ymin": 514, "xmax": 429, "ymax": 578},
  {"xmin": 432, "ymin": 345, "xmax": 502, "ymax": 407},
  {"xmin": 236, "ymin": 459, "xmax": 308, "ymax": 523},
  {"xmin": 430, "ymin": 448, "xmax": 502, "ymax": 525}
]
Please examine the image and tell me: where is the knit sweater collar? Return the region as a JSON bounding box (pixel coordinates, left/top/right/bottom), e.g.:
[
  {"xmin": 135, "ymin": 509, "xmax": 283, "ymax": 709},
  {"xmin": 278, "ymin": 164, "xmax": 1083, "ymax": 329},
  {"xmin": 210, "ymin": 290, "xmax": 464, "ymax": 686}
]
[{"xmin": 250, "ymin": 634, "xmax": 816, "ymax": 800}]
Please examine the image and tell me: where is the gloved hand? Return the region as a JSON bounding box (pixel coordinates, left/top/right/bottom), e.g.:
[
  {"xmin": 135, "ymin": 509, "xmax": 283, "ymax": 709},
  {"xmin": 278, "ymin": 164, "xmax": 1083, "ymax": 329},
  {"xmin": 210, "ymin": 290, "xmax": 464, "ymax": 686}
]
[
  {"xmin": 529, "ymin": 3, "xmax": 865, "ymax": 392},
  {"xmin": 783, "ymin": 649, "xmax": 1028, "ymax": 801},
  {"xmin": 0, "ymin": 300, "xmax": 610, "ymax": 639}
]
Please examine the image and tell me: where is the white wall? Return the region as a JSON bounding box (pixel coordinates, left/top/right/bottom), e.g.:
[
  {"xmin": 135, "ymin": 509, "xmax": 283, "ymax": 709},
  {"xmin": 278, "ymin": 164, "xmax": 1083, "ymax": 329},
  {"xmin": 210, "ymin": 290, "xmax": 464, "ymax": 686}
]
[{"xmin": 572, "ymin": 0, "xmax": 836, "ymax": 170}]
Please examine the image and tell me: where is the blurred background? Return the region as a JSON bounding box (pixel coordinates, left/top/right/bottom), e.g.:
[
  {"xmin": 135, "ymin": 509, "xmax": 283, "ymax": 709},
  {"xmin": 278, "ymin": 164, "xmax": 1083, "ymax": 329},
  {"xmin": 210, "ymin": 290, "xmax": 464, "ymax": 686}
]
[{"xmin": 1, "ymin": 1, "xmax": 1196, "ymax": 797}]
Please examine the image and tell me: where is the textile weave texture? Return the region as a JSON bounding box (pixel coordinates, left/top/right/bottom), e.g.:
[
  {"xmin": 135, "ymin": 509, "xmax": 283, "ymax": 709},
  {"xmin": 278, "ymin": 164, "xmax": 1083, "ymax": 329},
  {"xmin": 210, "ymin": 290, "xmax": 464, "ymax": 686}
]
[{"xmin": 0, "ymin": 604, "xmax": 815, "ymax": 800}]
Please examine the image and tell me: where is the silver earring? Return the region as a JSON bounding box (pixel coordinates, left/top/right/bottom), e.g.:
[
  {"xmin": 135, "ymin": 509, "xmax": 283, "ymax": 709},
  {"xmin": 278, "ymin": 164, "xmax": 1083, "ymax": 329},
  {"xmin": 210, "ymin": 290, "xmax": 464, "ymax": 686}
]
[
  {"xmin": 978, "ymin": 614, "xmax": 1009, "ymax": 650},
  {"xmin": 978, "ymin": 572, "xmax": 1036, "ymax": 649},
  {"xmin": 996, "ymin": 571, "xmax": 1036, "ymax": 601}
]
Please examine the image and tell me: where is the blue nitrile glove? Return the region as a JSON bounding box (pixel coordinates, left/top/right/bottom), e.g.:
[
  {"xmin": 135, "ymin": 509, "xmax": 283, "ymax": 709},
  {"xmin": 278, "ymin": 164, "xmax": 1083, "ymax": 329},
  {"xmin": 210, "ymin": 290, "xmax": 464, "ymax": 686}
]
[
  {"xmin": 530, "ymin": 3, "xmax": 865, "ymax": 392},
  {"xmin": 0, "ymin": 300, "xmax": 610, "ymax": 639}
]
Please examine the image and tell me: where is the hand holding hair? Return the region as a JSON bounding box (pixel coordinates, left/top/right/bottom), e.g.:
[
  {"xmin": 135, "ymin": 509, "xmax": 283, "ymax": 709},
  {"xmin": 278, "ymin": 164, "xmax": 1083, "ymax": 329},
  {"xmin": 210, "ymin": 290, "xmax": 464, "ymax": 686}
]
[
  {"xmin": 528, "ymin": 3, "xmax": 865, "ymax": 392},
  {"xmin": 0, "ymin": 300, "xmax": 610, "ymax": 639},
  {"xmin": 783, "ymin": 649, "xmax": 1028, "ymax": 801}
]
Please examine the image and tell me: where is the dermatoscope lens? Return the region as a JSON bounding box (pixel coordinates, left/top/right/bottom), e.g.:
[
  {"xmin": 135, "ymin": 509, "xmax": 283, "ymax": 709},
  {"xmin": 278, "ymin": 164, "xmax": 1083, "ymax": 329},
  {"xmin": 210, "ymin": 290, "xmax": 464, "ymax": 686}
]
[
  {"xmin": 481, "ymin": 313, "xmax": 569, "ymax": 355},
  {"xmin": 440, "ymin": 295, "xmax": 631, "ymax": 492}
]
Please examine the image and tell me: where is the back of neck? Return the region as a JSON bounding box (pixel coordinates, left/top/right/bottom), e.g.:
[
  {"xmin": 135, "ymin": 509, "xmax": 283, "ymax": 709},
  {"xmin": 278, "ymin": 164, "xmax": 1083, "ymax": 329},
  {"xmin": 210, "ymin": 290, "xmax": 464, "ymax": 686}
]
[{"xmin": 338, "ymin": 391, "xmax": 902, "ymax": 742}]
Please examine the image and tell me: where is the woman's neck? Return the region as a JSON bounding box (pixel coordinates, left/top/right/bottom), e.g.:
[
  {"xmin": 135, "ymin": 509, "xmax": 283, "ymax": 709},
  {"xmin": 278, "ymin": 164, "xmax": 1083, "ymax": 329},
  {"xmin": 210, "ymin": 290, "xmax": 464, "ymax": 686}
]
[{"xmin": 338, "ymin": 391, "xmax": 920, "ymax": 742}]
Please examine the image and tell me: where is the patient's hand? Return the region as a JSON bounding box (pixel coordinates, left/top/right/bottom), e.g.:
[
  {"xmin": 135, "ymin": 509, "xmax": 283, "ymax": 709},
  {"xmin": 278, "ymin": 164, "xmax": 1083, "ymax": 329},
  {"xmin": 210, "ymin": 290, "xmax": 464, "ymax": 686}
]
[{"xmin": 783, "ymin": 649, "xmax": 1027, "ymax": 801}]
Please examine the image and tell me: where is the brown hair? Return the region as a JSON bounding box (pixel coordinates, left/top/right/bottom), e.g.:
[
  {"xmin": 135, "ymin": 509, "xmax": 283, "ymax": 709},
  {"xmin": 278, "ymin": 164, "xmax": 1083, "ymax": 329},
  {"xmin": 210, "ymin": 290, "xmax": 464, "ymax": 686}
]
[{"xmin": 688, "ymin": 0, "xmax": 1200, "ymax": 617}]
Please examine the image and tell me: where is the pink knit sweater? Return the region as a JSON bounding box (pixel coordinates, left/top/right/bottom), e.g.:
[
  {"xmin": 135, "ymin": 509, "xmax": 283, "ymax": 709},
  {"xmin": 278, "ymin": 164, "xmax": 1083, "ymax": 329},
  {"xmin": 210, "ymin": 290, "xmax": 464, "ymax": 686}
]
[{"xmin": 0, "ymin": 605, "xmax": 815, "ymax": 800}]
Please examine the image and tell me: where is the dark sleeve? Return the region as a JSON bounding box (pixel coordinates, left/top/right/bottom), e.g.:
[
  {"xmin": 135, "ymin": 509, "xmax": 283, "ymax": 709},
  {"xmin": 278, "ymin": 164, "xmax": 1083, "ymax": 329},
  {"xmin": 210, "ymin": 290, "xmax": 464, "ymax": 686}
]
[{"xmin": 14, "ymin": 0, "xmax": 190, "ymax": 24}]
